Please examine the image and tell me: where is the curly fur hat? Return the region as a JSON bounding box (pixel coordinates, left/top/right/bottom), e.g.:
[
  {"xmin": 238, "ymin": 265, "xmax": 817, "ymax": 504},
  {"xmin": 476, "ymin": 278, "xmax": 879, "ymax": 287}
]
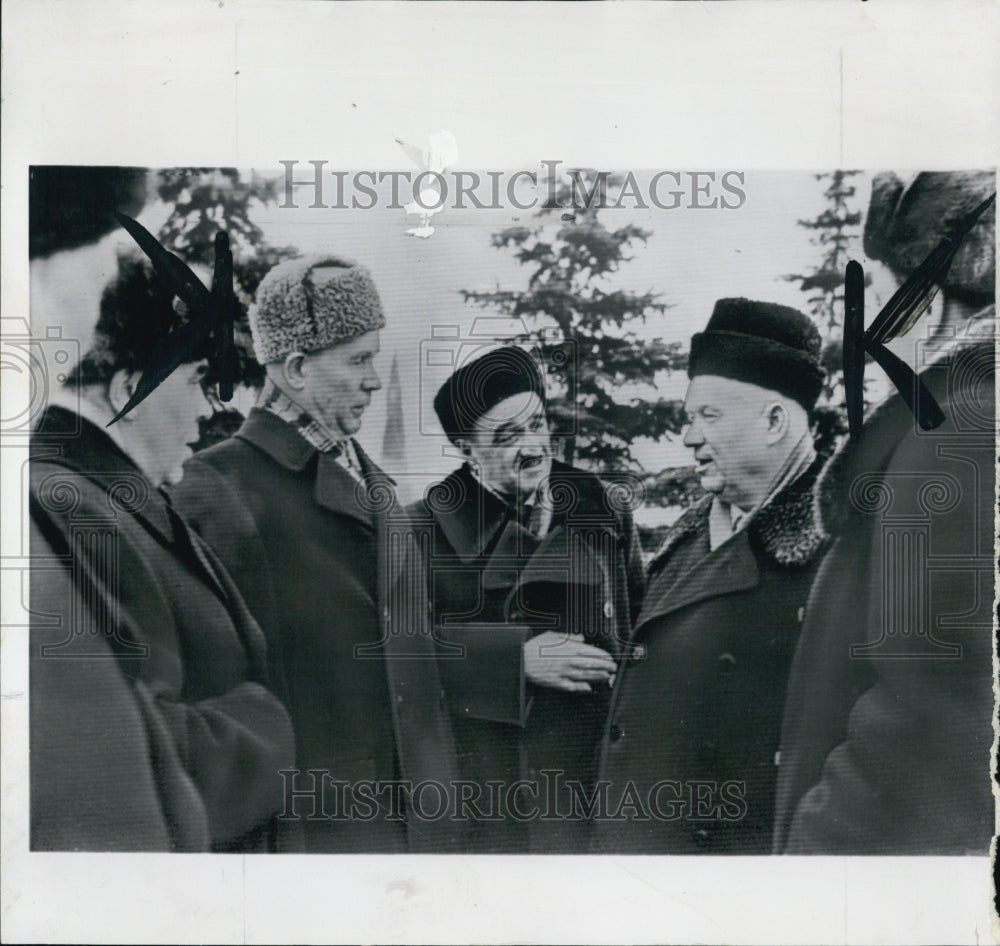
[{"xmin": 249, "ymin": 254, "xmax": 386, "ymax": 363}]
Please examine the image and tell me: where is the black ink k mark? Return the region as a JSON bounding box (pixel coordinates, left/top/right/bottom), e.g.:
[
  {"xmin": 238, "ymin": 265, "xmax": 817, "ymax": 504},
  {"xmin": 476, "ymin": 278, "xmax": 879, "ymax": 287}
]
[
  {"xmin": 108, "ymin": 213, "xmax": 237, "ymax": 426},
  {"xmin": 843, "ymin": 191, "xmax": 995, "ymax": 441}
]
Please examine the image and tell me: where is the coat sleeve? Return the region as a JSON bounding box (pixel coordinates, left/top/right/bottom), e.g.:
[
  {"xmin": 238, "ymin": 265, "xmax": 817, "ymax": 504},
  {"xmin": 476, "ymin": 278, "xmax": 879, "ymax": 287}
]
[
  {"xmin": 29, "ymin": 524, "xmax": 207, "ymax": 851},
  {"xmin": 31, "ymin": 465, "xmax": 295, "ymax": 849},
  {"xmin": 783, "ymin": 421, "xmax": 994, "ymax": 854}
]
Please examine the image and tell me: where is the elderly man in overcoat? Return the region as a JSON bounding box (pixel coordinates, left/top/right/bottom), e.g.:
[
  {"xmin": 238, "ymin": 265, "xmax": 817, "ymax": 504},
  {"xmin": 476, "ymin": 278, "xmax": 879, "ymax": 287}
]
[
  {"xmin": 408, "ymin": 346, "xmax": 646, "ymax": 852},
  {"xmin": 773, "ymin": 171, "xmax": 996, "ymax": 855},
  {"xmin": 173, "ymin": 255, "xmax": 461, "ymax": 853},
  {"xmin": 30, "ymin": 254, "xmax": 295, "ymax": 852},
  {"xmin": 595, "ymin": 300, "xmax": 828, "ymax": 854}
]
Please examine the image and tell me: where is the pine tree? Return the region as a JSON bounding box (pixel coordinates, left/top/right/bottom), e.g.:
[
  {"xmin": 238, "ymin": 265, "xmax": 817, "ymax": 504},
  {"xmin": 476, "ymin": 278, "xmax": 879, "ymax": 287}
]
[
  {"xmin": 461, "ymin": 170, "xmax": 687, "ymax": 474},
  {"xmin": 153, "ymin": 168, "xmax": 297, "ymax": 449},
  {"xmin": 782, "ymin": 170, "xmax": 872, "ymax": 457}
]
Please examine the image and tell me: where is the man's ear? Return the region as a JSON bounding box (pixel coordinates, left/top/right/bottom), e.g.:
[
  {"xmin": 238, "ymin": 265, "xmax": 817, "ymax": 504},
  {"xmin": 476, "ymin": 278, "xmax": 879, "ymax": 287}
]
[
  {"xmin": 281, "ymin": 352, "xmax": 308, "ymax": 391},
  {"xmin": 107, "ymin": 369, "xmax": 139, "ymax": 421},
  {"xmin": 763, "ymin": 401, "xmax": 790, "ymax": 445},
  {"xmin": 454, "ymin": 437, "xmax": 473, "ymax": 459}
]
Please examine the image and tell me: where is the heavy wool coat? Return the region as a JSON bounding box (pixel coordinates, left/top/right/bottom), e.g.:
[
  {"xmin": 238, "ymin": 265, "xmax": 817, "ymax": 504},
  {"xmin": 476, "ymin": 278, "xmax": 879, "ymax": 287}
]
[
  {"xmin": 596, "ymin": 458, "xmax": 827, "ymax": 854},
  {"xmin": 773, "ymin": 341, "xmax": 995, "ymax": 854},
  {"xmin": 172, "ymin": 408, "xmax": 462, "ymax": 853},
  {"xmin": 407, "ymin": 460, "xmax": 646, "ymax": 852},
  {"xmin": 29, "ymin": 407, "xmax": 295, "ymax": 852}
]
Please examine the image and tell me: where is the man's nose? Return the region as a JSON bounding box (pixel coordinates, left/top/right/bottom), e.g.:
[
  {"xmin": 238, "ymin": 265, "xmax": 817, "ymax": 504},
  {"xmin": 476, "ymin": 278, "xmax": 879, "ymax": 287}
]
[
  {"xmin": 363, "ymin": 367, "xmax": 382, "ymax": 391},
  {"xmin": 682, "ymin": 421, "xmax": 701, "ymax": 448}
]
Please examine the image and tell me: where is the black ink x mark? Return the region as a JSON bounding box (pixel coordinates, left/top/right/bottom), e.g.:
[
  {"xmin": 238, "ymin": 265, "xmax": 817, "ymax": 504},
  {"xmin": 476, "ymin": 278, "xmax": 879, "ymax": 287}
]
[
  {"xmin": 108, "ymin": 212, "xmax": 237, "ymax": 426},
  {"xmin": 844, "ymin": 191, "xmax": 995, "ymax": 442}
]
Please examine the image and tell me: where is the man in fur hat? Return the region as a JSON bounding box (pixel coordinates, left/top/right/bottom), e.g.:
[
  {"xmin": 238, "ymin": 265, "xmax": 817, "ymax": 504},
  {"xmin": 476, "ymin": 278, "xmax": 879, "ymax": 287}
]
[
  {"xmin": 595, "ymin": 299, "xmax": 828, "ymax": 854},
  {"xmin": 172, "ymin": 255, "xmax": 461, "ymax": 853},
  {"xmin": 409, "ymin": 345, "xmax": 645, "ymax": 852},
  {"xmin": 773, "ymin": 171, "xmax": 995, "ymax": 854}
]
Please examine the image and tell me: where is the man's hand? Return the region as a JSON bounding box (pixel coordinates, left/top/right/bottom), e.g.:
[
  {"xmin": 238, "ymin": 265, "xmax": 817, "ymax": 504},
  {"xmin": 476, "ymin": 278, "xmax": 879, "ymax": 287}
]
[{"xmin": 523, "ymin": 632, "xmax": 616, "ymax": 694}]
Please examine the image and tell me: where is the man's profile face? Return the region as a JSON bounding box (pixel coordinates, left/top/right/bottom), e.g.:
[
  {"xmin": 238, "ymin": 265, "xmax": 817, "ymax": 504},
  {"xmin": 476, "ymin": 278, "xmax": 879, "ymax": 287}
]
[
  {"xmin": 464, "ymin": 390, "xmax": 552, "ymax": 497},
  {"xmin": 682, "ymin": 374, "xmax": 775, "ymax": 509},
  {"xmin": 299, "ymin": 329, "xmax": 382, "ymax": 440}
]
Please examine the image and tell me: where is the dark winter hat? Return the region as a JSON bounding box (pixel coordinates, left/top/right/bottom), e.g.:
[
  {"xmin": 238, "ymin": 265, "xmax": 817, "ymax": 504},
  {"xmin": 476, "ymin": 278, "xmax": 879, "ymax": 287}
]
[
  {"xmin": 688, "ymin": 298, "xmax": 825, "ymax": 410},
  {"xmin": 29, "ymin": 166, "xmax": 148, "ymax": 260},
  {"xmin": 65, "ymin": 251, "xmax": 212, "ymax": 386},
  {"xmin": 864, "ymin": 170, "xmax": 995, "ymax": 304},
  {"xmin": 249, "ymin": 254, "xmax": 386, "ymax": 364},
  {"xmin": 434, "ymin": 346, "xmax": 546, "ymax": 443}
]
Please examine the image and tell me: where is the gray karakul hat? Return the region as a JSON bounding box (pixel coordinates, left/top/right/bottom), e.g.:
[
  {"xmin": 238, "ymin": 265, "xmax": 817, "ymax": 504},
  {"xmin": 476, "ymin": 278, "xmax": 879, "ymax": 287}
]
[
  {"xmin": 434, "ymin": 346, "xmax": 546, "ymax": 442},
  {"xmin": 249, "ymin": 254, "xmax": 386, "ymax": 363},
  {"xmin": 688, "ymin": 298, "xmax": 825, "ymax": 411}
]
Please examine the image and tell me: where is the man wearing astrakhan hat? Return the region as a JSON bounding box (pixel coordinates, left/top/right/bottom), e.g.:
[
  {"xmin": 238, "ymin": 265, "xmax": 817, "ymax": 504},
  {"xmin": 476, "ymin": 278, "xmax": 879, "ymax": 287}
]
[
  {"xmin": 409, "ymin": 345, "xmax": 645, "ymax": 852},
  {"xmin": 595, "ymin": 299, "xmax": 828, "ymax": 854},
  {"xmin": 172, "ymin": 255, "xmax": 461, "ymax": 853}
]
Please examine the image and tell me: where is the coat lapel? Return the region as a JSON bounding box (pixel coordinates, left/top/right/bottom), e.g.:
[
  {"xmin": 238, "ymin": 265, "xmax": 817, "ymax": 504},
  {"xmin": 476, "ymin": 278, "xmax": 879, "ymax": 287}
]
[
  {"xmin": 313, "ymin": 452, "xmax": 373, "ymax": 529},
  {"xmin": 505, "ymin": 521, "xmax": 606, "ymax": 589},
  {"xmin": 432, "ymin": 466, "xmax": 509, "ymax": 564},
  {"xmin": 636, "ymin": 529, "xmax": 760, "ymax": 632},
  {"xmin": 32, "ymin": 408, "xmax": 237, "ymax": 604},
  {"xmin": 236, "ymin": 408, "xmax": 389, "ymax": 531}
]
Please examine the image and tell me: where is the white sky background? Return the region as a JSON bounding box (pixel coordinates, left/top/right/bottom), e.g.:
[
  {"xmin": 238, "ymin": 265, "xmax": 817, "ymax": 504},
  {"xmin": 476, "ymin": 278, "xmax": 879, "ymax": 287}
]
[
  {"xmin": 29, "ymin": 168, "xmax": 906, "ymax": 492},
  {"xmin": 4, "ymin": 2, "xmax": 997, "ymax": 944}
]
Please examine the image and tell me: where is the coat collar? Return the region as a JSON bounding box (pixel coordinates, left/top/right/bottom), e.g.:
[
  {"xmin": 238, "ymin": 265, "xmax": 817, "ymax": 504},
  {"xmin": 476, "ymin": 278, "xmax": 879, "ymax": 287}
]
[
  {"xmin": 235, "ymin": 408, "xmax": 395, "ymax": 528},
  {"xmin": 432, "ymin": 464, "xmax": 510, "ymax": 563},
  {"xmin": 430, "ymin": 460, "xmax": 616, "ymax": 564},
  {"xmin": 638, "ymin": 527, "xmax": 760, "ymax": 627},
  {"xmin": 646, "ymin": 454, "xmax": 827, "ymax": 579},
  {"xmin": 636, "ymin": 455, "xmax": 827, "ymax": 630},
  {"xmin": 31, "ymin": 406, "xmax": 174, "ymax": 541}
]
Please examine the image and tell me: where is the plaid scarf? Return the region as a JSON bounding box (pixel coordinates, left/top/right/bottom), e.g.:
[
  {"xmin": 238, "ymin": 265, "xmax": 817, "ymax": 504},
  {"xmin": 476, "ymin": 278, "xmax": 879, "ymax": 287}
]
[{"xmin": 259, "ymin": 379, "xmax": 359, "ymax": 470}]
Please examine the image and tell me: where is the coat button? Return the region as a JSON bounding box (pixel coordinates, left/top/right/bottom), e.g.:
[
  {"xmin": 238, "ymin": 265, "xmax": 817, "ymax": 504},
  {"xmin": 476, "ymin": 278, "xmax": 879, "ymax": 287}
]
[
  {"xmin": 609, "ymin": 722, "xmax": 625, "ymax": 742},
  {"xmin": 797, "ymin": 606, "xmax": 805, "ymax": 623},
  {"xmin": 603, "ymin": 601, "xmax": 614, "ymax": 619},
  {"xmin": 692, "ymin": 828, "xmax": 712, "ymax": 847},
  {"xmin": 510, "ymin": 610, "xmax": 522, "ymax": 621},
  {"xmin": 716, "ymin": 652, "xmax": 736, "ymax": 674},
  {"xmin": 630, "ymin": 644, "xmax": 647, "ymax": 662}
]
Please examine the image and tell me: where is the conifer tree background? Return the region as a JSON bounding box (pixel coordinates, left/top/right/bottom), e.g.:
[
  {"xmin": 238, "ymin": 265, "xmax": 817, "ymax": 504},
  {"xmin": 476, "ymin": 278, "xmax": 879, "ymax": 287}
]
[
  {"xmin": 782, "ymin": 170, "xmax": 873, "ymax": 457},
  {"xmin": 461, "ymin": 171, "xmax": 689, "ymax": 476},
  {"xmin": 154, "ymin": 168, "xmax": 297, "ymax": 449}
]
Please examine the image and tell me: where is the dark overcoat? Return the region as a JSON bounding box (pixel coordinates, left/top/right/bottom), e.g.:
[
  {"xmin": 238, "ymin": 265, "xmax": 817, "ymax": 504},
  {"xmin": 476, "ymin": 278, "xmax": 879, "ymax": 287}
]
[
  {"xmin": 596, "ymin": 458, "xmax": 826, "ymax": 854},
  {"xmin": 172, "ymin": 408, "xmax": 462, "ymax": 852},
  {"xmin": 407, "ymin": 460, "xmax": 645, "ymax": 852},
  {"xmin": 29, "ymin": 407, "xmax": 295, "ymax": 852},
  {"xmin": 773, "ymin": 341, "xmax": 995, "ymax": 854}
]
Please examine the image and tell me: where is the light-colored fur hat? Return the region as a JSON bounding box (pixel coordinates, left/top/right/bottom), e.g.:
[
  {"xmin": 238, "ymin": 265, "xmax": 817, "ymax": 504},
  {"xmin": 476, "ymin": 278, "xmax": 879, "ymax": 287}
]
[{"xmin": 249, "ymin": 254, "xmax": 386, "ymax": 364}]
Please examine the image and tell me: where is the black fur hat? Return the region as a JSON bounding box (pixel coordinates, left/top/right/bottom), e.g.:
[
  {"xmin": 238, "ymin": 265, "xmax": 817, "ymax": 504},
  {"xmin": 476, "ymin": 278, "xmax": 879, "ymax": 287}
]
[
  {"xmin": 688, "ymin": 298, "xmax": 825, "ymax": 410},
  {"xmin": 434, "ymin": 346, "xmax": 546, "ymax": 443}
]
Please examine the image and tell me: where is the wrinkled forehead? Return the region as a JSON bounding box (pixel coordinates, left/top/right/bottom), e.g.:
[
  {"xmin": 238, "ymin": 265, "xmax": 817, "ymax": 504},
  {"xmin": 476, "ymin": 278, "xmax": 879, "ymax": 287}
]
[
  {"xmin": 473, "ymin": 391, "xmax": 545, "ymax": 434},
  {"xmin": 684, "ymin": 374, "xmax": 772, "ymax": 411}
]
